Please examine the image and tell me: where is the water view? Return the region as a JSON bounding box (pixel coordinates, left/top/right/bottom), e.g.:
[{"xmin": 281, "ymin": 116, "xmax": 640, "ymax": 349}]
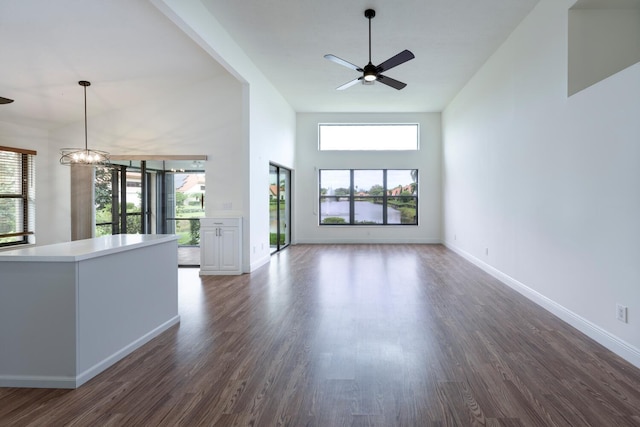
[{"xmin": 320, "ymin": 200, "xmax": 401, "ymax": 224}]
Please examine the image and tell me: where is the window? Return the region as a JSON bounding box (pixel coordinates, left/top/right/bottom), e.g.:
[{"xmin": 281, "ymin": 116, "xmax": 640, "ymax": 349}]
[
  {"xmin": 319, "ymin": 124, "xmax": 419, "ymax": 151},
  {"xmin": 319, "ymin": 169, "xmax": 417, "ymax": 225},
  {"xmin": 0, "ymin": 146, "xmax": 36, "ymax": 247}
]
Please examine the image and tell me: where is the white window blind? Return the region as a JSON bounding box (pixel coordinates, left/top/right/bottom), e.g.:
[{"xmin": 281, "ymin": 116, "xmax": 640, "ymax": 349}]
[{"xmin": 0, "ymin": 146, "xmax": 36, "ymax": 247}]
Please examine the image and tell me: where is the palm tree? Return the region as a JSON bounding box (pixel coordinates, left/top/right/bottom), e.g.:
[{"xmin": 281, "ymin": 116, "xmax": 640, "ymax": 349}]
[{"xmin": 410, "ymin": 169, "xmax": 418, "ymax": 195}]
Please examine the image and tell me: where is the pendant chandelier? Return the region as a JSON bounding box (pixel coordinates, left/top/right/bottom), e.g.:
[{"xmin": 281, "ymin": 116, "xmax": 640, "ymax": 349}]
[{"xmin": 59, "ymin": 81, "xmax": 110, "ymax": 166}]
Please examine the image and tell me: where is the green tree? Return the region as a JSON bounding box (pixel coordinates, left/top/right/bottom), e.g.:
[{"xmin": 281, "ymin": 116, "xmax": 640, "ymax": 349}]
[
  {"xmin": 410, "ymin": 170, "xmax": 418, "ymax": 195},
  {"xmin": 175, "ymin": 192, "xmax": 187, "ymax": 213},
  {"xmin": 334, "ymin": 187, "xmax": 350, "ymax": 196},
  {"xmin": 369, "ymin": 184, "xmax": 384, "ymax": 196},
  {"xmin": 96, "ymin": 204, "xmax": 112, "ymax": 224},
  {"xmin": 125, "ymin": 202, "xmax": 141, "ymax": 233},
  {"xmin": 95, "ymin": 167, "xmax": 112, "ymax": 210},
  {"xmin": 189, "ymin": 219, "xmax": 200, "ymax": 245}
]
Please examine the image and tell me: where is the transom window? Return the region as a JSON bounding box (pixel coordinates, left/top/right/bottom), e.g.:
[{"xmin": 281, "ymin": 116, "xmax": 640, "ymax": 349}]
[
  {"xmin": 319, "ymin": 123, "xmax": 419, "ymax": 151},
  {"xmin": 0, "ymin": 146, "xmax": 36, "ymax": 247},
  {"xmin": 319, "ymin": 169, "xmax": 418, "ymax": 225}
]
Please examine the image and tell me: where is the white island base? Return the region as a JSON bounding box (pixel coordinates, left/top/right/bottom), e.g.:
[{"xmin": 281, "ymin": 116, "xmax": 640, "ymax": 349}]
[{"xmin": 0, "ymin": 234, "xmax": 179, "ymax": 389}]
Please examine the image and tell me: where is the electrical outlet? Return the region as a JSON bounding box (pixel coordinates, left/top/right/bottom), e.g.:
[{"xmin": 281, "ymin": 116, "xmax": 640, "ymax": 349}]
[{"xmin": 616, "ymin": 304, "xmax": 628, "ymax": 323}]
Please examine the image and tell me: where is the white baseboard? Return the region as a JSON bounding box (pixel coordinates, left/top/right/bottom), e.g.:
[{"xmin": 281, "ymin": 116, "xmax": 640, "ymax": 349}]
[
  {"xmin": 295, "ymin": 238, "xmax": 442, "ymax": 244},
  {"xmin": 0, "ymin": 316, "xmax": 180, "ymax": 389},
  {"xmin": 0, "ymin": 374, "xmax": 77, "ymax": 389},
  {"xmin": 76, "ymin": 315, "xmax": 181, "ymax": 387},
  {"xmin": 445, "ymin": 241, "xmax": 640, "ymax": 369},
  {"xmin": 249, "ymin": 254, "xmax": 270, "ymax": 272}
]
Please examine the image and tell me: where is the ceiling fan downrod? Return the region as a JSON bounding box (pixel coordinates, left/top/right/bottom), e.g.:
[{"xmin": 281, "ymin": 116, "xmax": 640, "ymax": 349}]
[{"xmin": 363, "ymin": 9, "xmax": 377, "ymax": 82}]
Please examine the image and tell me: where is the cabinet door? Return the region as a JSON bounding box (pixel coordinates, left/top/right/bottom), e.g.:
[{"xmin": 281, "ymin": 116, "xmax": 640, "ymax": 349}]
[
  {"xmin": 201, "ymin": 227, "xmax": 221, "ymax": 271},
  {"xmin": 218, "ymin": 226, "xmax": 239, "ymax": 271}
]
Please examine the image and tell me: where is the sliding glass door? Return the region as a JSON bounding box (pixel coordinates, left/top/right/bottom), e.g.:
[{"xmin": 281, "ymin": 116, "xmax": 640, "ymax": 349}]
[
  {"xmin": 270, "ymin": 163, "xmax": 291, "ymax": 254},
  {"xmin": 95, "ymin": 161, "xmax": 152, "ymax": 235},
  {"xmin": 162, "ymin": 169, "xmax": 205, "ymax": 249},
  {"xmin": 95, "ymin": 159, "xmax": 205, "ymax": 266}
]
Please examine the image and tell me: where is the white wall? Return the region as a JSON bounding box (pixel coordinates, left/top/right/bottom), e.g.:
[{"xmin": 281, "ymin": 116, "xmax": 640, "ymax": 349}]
[
  {"xmin": 248, "ymin": 83, "xmax": 296, "ymax": 269},
  {"xmin": 0, "ymin": 121, "xmax": 59, "ymax": 247},
  {"xmin": 152, "ymin": 0, "xmax": 296, "ymax": 272},
  {"xmin": 47, "ymin": 75, "xmax": 243, "ymax": 244},
  {"xmin": 443, "ymin": 0, "xmax": 640, "ymax": 367},
  {"xmin": 296, "ymin": 112, "xmax": 441, "ymax": 244}
]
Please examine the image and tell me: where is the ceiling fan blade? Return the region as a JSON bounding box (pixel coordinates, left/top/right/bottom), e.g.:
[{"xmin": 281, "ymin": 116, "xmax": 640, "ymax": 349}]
[
  {"xmin": 0, "ymin": 96, "xmax": 14, "ymax": 104},
  {"xmin": 376, "ymin": 49, "xmax": 415, "ymax": 73},
  {"xmin": 336, "ymin": 77, "xmax": 363, "ymax": 90},
  {"xmin": 377, "ymin": 75, "xmax": 407, "ymax": 90},
  {"xmin": 324, "ymin": 54, "xmax": 364, "ymax": 72}
]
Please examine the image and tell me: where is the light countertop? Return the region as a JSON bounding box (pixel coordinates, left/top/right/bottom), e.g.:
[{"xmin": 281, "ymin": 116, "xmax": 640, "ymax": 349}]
[{"xmin": 0, "ymin": 234, "xmax": 177, "ymax": 262}]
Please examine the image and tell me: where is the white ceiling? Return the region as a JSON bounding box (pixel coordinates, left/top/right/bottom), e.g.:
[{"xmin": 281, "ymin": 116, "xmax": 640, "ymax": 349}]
[
  {"xmin": 0, "ymin": 0, "xmax": 541, "ymax": 130},
  {"xmin": 0, "ymin": 0, "xmax": 228, "ymax": 130},
  {"xmin": 202, "ymin": 0, "xmax": 540, "ymax": 113}
]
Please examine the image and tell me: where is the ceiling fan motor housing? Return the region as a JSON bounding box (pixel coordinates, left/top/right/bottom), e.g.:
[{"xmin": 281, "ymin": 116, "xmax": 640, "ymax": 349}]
[{"xmin": 363, "ymin": 63, "xmax": 378, "ymax": 81}]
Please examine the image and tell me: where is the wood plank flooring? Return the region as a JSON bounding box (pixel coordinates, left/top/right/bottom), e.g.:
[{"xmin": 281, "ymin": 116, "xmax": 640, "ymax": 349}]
[{"xmin": 2, "ymin": 244, "xmax": 640, "ymax": 426}]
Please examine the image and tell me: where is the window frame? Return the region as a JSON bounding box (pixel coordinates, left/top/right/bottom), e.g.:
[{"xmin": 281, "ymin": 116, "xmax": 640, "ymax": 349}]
[
  {"xmin": 319, "ymin": 169, "xmax": 418, "ymax": 226},
  {"xmin": 0, "ymin": 145, "xmax": 36, "ymax": 248}
]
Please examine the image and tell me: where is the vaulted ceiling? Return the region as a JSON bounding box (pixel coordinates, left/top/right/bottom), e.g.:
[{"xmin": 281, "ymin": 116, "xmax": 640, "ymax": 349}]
[
  {"xmin": 201, "ymin": 0, "xmax": 540, "ymax": 113},
  {"xmin": 0, "ymin": 0, "xmax": 540, "ymax": 130}
]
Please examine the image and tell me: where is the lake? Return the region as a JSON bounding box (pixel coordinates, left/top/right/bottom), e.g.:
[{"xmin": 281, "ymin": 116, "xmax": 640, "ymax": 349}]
[{"xmin": 320, "ymin": 200, "xmax": 401, "ymax": 224}]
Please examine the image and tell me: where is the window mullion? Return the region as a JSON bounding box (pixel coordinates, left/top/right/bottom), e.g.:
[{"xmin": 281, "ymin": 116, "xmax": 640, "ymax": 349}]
[
  {"xmin": 382, "ymin": 169, "xmax": 388, "ymax": 225},
  {"xmin": 111, "ymin": 167, "xmax": 120, "ymax": 234},
  {"xmin": 349, "ymin": 169, "xmax": 355, "ymax": 225}
]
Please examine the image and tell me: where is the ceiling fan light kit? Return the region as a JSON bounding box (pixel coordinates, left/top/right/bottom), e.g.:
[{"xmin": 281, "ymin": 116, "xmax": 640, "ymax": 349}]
[
  {"xmin": 59, "ymin": 81, "xmax": 110, "ymax": 167},
  {"xmin": 325, "ymin": 8, "xmax": 415, "ymax": 90}
]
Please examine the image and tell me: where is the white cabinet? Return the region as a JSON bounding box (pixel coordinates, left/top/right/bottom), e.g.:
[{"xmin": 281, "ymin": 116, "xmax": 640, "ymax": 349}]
[{"xmin": 200, "ymin": 217, "xmax": 242, "ymax": 275}]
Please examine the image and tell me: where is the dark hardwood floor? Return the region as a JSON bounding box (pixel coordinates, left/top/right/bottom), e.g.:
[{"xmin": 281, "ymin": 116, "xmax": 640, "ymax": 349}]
[{"xmin": 2, "ymin": 244, "xmax": 640, "ymax": 426}]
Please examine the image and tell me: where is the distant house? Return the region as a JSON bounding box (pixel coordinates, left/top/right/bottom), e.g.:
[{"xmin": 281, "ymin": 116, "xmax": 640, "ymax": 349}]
[
  {"xmin": 177, "ymin": 174, "xmax": 206, "ymax": 207},
  {"xmin": 270, "ymin": 184, "xmax": 285, "ymax": 201},
  {"xmin": 388, "ymin": 184, "xmax": 415, "ymax": 196}
]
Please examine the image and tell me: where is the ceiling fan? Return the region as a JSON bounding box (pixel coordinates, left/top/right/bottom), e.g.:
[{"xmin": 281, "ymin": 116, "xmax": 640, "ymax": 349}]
[
  {"xmin": 0, "ymin": 97, "xmax": 14, "ymax": 104},
  {"xmin": 324, "ymin": 9, "xmax": 415, "ymax": 90}
]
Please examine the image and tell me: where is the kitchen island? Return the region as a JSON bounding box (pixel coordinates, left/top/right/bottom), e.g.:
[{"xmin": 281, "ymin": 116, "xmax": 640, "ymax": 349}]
[{"xmin": 0, "ymin": 234, "xmax": 179, "ymax": 388}]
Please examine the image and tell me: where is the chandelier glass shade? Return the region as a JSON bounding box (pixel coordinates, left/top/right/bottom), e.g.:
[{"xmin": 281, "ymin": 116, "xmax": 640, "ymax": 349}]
[{"xmin": 59, "ymin": 81, "xmax": 110, "ymax": 166}]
